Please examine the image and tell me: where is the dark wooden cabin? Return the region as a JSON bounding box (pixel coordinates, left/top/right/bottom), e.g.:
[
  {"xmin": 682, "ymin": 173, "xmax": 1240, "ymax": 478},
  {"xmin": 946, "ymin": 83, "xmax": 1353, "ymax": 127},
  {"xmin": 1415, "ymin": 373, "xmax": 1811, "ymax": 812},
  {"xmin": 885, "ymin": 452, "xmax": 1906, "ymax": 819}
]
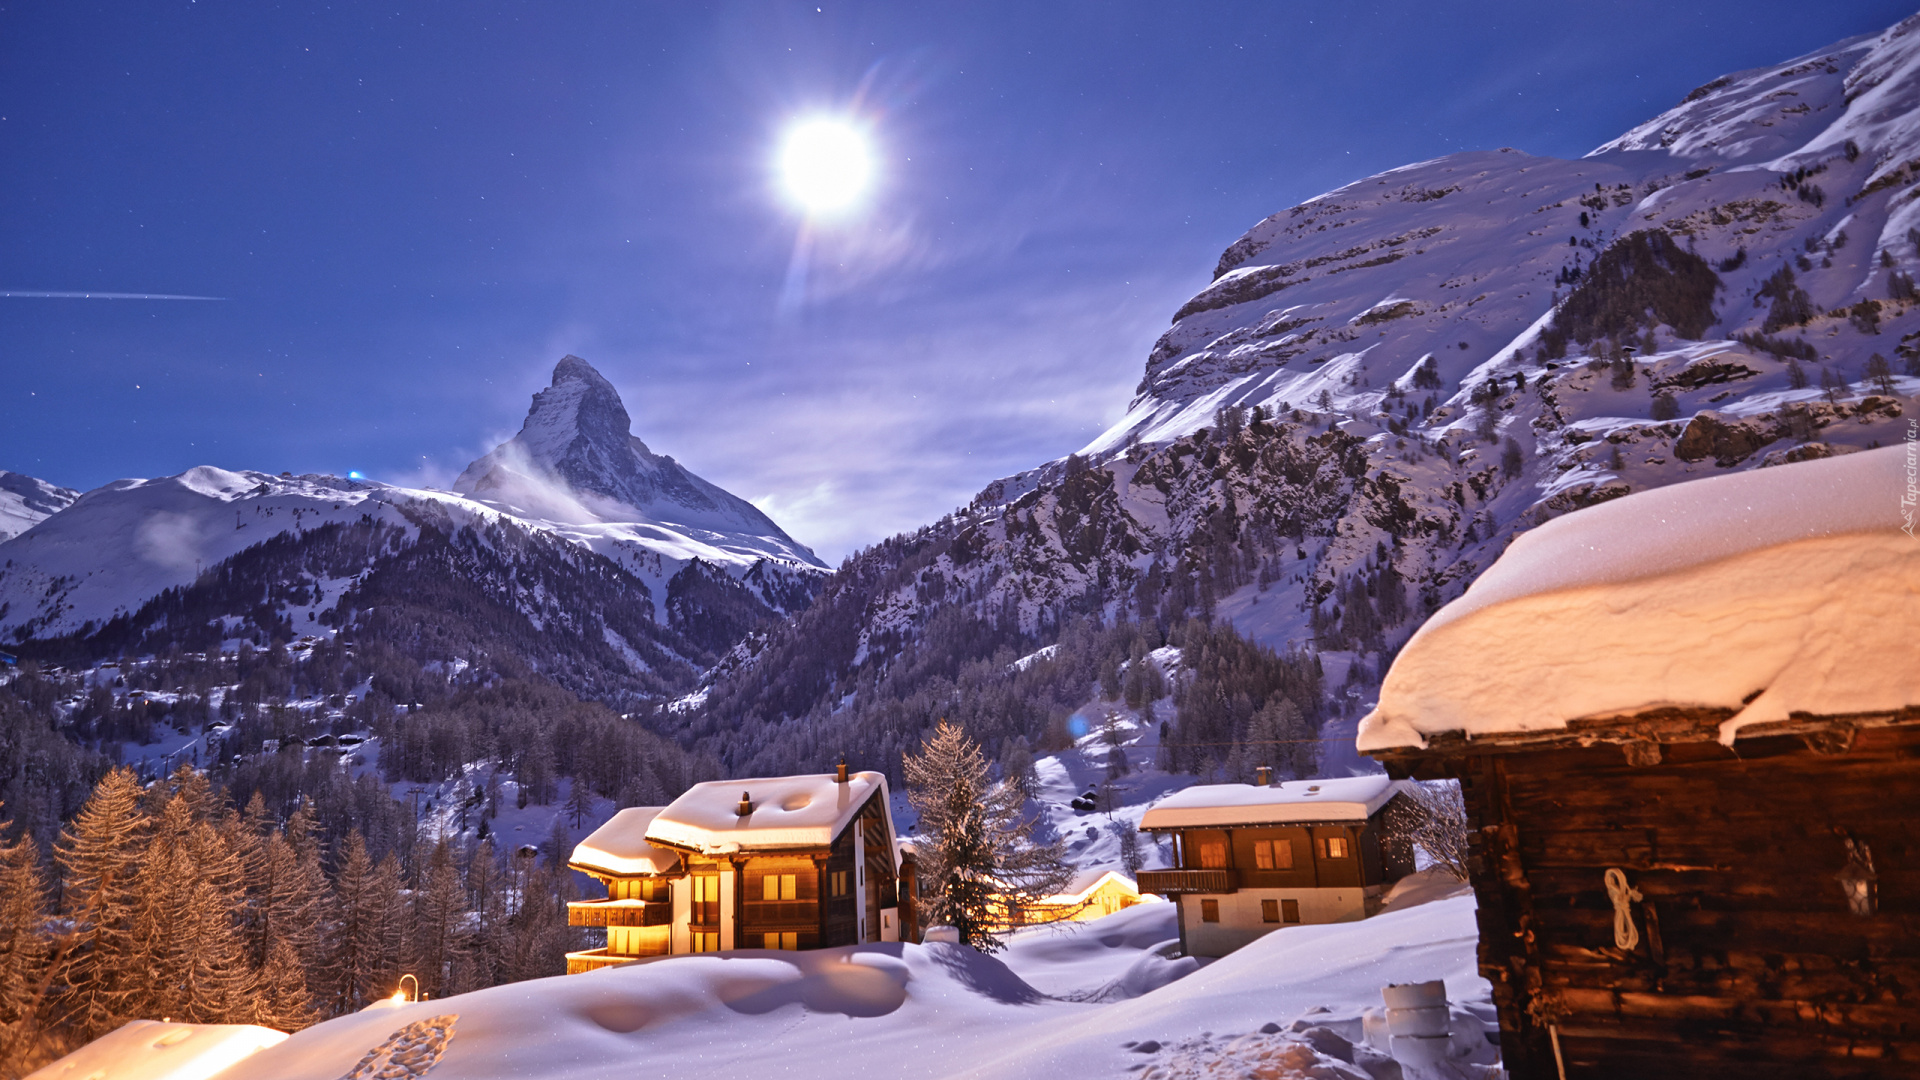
[
  {"xmin": 1370, "ymin": 708, "xmax": 1920, "ymax": 1079},
  {"xmin": 1358, "ymin": 446, "xmax": 1919, "ymax": 1078}
]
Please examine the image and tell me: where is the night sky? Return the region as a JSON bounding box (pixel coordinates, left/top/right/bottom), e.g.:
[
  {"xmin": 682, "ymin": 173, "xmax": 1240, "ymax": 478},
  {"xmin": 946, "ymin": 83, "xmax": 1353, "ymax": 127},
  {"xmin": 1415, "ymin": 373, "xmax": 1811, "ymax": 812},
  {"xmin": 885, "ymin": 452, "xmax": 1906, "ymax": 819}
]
[{"xmin": 2, "ymin": 1, "xmax": 1909, "ymax": 562}]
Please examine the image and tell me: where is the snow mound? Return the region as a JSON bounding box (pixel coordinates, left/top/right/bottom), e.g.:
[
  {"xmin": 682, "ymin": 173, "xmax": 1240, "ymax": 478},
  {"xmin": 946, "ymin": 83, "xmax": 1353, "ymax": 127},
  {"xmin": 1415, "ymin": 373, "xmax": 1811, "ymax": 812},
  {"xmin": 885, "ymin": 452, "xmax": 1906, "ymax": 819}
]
[
  {"xmin": 212, "ymin": 943, "xmax": 1045, "ymax": 1080},
  {"xmin": 1359, "ymin": 444, "xmax": 1919, "ymax": 750},
  {"xmin": 24, "ymin": 1019, "xmax": 287, "ymax": 1080}
]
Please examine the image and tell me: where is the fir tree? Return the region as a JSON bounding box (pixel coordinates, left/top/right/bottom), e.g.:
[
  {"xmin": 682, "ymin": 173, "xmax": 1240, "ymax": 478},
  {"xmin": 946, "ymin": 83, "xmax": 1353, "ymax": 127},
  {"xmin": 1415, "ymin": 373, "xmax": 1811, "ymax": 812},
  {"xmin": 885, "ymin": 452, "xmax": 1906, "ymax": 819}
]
[
  {"xmin": 0, "ymin": 817, "xmax": 51, "ymax": 1066},
  {"xmin": 904, "ymin": 721, "xmax": 1070, "ymax": 951},
  {"xmin": 133, "ymin": 793, "xmax": 255, "ymax": 1025},
  {"xmin": 563, "ymin": 779, "xmax": 595, "ymax": 830},
  {"xmin": 410, "ymin": 840, "xmax": 470, "ymax": 999},
  {"xmin": 323, "ymin": 831, "xmax": 389, "ymax": 1014},
  {"xmin": 52, "ymin": 768, "xmax": 149, "ymax": 1039}
]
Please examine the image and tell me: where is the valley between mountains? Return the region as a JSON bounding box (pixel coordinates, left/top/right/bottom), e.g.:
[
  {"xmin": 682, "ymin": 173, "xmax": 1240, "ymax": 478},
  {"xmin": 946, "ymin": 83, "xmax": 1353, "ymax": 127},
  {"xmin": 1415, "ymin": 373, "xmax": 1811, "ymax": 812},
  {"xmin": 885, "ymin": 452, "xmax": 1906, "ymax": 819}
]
[{"xmin": 2, "ymin": 14, "xmax": 1919, "ymax": 1074}]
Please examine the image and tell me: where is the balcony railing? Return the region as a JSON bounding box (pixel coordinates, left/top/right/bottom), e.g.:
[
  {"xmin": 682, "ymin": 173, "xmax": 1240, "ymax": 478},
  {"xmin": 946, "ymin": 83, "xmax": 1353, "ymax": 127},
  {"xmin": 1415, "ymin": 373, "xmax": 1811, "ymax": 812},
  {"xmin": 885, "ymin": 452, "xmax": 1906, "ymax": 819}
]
[
  {"xmin": 568, "ymin": 898, "xmax": 673, "ymax": 928},
  {"xmin": 1136, "ymin": 868, "xmax": 1237, "ymax": 895},
  {"xmin": 565, "ymin": 949, "xmax": 633, "ymax": 974}
]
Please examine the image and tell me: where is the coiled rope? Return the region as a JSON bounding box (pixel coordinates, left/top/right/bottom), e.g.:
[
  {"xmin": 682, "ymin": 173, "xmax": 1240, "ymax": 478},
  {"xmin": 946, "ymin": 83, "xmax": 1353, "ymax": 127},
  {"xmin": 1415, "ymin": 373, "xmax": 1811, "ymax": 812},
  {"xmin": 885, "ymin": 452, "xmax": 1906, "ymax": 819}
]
[{"xmin": 1605, "ymin": 867, "xmax": 1642, "ymax": 951}]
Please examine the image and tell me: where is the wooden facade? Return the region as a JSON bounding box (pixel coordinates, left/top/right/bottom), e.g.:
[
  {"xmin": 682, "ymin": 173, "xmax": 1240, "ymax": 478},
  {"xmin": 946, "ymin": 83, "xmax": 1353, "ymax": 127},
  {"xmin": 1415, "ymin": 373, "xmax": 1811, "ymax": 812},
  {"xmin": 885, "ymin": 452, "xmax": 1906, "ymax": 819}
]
[
  {"xmin": 566, "ymin": 770, "xmax": 905, "ymax": 972},
  {"xmin": 1137, "ymin": 778, "xmax": 1415, "ymax": 957},
  {"xmin": 1371, "ymin": 707, "xmax": 1920, "ymax": 1079}
]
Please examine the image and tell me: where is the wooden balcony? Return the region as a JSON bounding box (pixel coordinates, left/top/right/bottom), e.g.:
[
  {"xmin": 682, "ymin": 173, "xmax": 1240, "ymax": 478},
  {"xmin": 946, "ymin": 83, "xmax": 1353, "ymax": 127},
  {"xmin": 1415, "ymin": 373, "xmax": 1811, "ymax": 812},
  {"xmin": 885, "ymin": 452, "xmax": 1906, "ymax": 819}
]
[
  {"xmin": 568, "ymin": 898, "xmax": 673, "ymax": 928},
  {"xmin": 565, "ymin": 948, "xmax": 632, "ymax": 974},
  {"xmin": 1136, "ymin": 868, "xmax": 1237, "ymax": 895}
]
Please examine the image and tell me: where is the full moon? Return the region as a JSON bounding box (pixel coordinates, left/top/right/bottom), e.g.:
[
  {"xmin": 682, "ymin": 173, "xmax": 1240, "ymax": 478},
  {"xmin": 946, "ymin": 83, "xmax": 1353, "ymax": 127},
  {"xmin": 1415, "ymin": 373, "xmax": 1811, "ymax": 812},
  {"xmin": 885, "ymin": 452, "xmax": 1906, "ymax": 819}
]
[{"xmin": 777, "ymin": 118, "xmax": 873, "ymax": 216}]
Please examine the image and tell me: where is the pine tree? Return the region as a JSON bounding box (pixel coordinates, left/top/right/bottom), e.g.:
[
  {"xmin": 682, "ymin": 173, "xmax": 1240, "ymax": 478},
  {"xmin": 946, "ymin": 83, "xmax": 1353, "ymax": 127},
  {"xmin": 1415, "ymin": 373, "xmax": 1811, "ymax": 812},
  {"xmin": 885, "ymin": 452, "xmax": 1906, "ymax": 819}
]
[
  {"xmin": 0, "ymin": 818, "xmax": 51, "ymax": 1066},
  {"xmin": 52, "ymin": 768, "xmax": 149, "ymax": 1039},
  {"xmin": 133, "ymin": 794, "xmax": 255, "ymax": 1025},
  {"xmin": 904, "ymin": 721, "xmax": 1070, "ymax": 951},
  {"xmin": 253, "ymin": 936, "xmax": 314, "ymax": 1031},
  {"xmin": 324, "ymin": 831, "xmax": 394, "ymax": 1014},
  {"xmin": 563, "ymin": 779, "xmax": 595, "ymax": 830},
  {"xmin": 409, "ymin": 840, "xmax": 469, "ymax": 999}
]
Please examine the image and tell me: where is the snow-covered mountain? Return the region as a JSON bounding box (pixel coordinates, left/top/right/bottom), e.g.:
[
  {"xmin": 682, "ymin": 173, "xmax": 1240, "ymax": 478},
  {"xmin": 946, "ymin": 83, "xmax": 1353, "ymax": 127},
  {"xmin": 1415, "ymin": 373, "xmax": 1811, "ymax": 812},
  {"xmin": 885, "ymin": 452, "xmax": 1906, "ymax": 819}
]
[
  {"xmin": 0, "ymin": 357, "xmax": 823, "ymax": 697},
  {"xmin": 455, "ymin": 355, "xmax": 822, "ymax": 569},
  {"xmin": 690, "ymin": 13, "xmax": 1920, "ymax": 758},
  {"xmin": 0, "ymin": 470, "xmax": 78, "ymax": 542}
]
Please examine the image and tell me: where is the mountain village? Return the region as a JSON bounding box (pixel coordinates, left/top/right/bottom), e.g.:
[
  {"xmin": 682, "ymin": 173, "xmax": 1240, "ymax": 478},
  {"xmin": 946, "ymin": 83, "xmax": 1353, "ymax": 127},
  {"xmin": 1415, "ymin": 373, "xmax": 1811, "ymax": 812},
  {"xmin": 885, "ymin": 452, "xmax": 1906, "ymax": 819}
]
[{"xmin": 3, "ymin": 10, "xmax": 1920, "ymax": 1080}]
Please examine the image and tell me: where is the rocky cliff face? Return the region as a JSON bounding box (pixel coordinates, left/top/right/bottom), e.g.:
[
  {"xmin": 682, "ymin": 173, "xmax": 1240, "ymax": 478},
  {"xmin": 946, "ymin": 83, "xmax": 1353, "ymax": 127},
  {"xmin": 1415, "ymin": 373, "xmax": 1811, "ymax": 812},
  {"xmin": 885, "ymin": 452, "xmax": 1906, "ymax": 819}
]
[{"xmin": 692, "ymin": 13, "xmax": 1920, "ymax": 755}]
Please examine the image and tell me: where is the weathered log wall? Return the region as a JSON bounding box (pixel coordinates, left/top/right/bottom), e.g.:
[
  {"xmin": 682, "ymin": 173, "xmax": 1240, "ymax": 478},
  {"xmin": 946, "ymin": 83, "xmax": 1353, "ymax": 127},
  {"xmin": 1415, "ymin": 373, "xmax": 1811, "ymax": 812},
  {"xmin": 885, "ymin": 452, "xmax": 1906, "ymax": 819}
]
[{"xmin": 1378, "ymin": 719, "xmax": 1920, "ymax": 1079}]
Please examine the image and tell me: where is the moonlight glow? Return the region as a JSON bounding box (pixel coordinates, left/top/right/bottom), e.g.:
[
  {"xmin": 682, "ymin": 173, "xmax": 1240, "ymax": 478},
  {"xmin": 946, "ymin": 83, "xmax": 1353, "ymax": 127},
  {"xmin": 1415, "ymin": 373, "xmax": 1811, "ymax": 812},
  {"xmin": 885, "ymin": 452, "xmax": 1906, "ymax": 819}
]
[{"xmin": 777, "ymin": 118, "xmax": 873, "ymax": 216}]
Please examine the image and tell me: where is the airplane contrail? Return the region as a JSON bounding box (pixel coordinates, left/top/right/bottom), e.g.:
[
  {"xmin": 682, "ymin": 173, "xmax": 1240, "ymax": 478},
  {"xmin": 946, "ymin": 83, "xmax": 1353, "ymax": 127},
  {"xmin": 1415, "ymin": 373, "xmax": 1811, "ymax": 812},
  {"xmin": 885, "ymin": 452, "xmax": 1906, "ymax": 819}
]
[{"xmin": 1, "ymin": 290, "xmax": 226, "ymax": 300}]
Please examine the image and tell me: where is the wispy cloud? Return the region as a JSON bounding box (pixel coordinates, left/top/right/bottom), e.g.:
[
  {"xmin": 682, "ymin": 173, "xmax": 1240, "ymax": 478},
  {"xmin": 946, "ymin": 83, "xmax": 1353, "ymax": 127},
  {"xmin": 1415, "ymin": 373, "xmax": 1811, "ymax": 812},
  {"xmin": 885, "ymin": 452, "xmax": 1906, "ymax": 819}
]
[{"xmin": 1, "ymin": 290, "xmax": 226, "ymax": 300}]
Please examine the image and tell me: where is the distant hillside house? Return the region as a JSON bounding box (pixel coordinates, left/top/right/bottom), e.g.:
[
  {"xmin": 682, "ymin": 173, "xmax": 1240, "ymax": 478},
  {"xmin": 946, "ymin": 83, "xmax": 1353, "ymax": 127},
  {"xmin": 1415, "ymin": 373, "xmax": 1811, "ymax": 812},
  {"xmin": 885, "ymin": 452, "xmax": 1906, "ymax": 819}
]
[
  {"xmin": 1137, "ymin": 775, "xmax": 1416, "ymax": 957},
  {"xmin": 566, "ymin": 765, "xmax": 902, "ymax": 972},
  {"xmin": 1024, "ymin": 869, "xmax": 1146, "ymax": 925}
]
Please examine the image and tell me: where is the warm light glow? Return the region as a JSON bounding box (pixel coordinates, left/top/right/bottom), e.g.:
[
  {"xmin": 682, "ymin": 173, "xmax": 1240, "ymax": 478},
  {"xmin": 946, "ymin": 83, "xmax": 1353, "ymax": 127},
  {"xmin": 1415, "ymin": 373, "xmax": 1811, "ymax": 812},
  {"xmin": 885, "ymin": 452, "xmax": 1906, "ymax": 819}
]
[
  {"xmin": 390, "ymin": 990, "xmax": 407, "ymax": 1003},
  {"xmin": 777, "ymin": 118, "xmax": 873, "ymax": 216}
]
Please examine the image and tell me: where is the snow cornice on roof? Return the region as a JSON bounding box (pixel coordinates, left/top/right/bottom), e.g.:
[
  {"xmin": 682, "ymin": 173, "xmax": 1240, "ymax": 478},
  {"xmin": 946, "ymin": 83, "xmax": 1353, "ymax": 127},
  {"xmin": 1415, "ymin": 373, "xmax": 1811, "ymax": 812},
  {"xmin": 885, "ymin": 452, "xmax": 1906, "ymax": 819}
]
[
  {"xmin": 1139, "ymin": 776, "xmax": 1410, "ymax": 829},
  {"xmin": 644, "ymin": 771, "xmax": 891, "ymax": 856},
  {"xmin": 1358, "ymin": 446, "xmax": 1920, "ymax": 752},
  {"xmin": 570, "ymin": 806, "xmax": 682, "ymax": 877}
]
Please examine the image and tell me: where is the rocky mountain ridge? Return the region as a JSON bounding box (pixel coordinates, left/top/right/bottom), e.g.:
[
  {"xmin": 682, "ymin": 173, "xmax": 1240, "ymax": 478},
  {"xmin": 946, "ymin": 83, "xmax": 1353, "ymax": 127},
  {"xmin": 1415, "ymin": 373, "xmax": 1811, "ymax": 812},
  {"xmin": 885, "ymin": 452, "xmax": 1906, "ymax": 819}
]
[
  {"xmin": 684, "ymin": 12, "xmax": 1920, "ymax": 767},
  {"xmin": 0, "ymin": 357, "xmax": 824, "ymax": 700}
]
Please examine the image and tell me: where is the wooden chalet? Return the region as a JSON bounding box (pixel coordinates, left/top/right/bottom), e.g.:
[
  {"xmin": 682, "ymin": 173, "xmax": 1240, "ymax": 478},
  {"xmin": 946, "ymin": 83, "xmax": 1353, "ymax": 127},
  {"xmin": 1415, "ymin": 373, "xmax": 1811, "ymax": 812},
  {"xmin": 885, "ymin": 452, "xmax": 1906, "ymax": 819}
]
[
  {"xmin": 566, "ymin": 764, "xmax": 903, "ymax": 971},
  {"xmin": 1137, "ymin": 774, "xmax": 1417, "ymax": 957},
  {"xmin": 1357, "ymin": 446, "xmax": 1919, "ymax": 1079}
]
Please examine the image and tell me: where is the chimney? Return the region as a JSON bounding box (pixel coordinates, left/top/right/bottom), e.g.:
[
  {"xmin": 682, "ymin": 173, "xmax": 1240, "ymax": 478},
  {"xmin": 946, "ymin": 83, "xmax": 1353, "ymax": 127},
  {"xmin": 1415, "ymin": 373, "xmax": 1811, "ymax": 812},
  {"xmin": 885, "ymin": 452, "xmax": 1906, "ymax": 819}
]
[
  {"xmin": 736, "ymin": 791, "xmax": 753, "ymax": 817},
  {"xmin": 835, "ymin": 759, "xmax": 849, "ymax": 784},
  {"xmin": 1255, "ymin": 765, "xmax": 1273, "ymax": 787}
]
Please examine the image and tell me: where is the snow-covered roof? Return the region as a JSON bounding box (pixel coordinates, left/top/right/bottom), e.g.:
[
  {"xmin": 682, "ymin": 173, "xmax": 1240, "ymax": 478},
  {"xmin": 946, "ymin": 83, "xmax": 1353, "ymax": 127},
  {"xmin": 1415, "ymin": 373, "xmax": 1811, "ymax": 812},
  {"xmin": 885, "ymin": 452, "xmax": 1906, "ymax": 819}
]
[
  {"xmin": 570, "ymin": 807, "xmax": 681, "ymax": 877},
  {"xmin": 1049, "ymin": 868, "xmax": 1142, "ymax": 902},
  {"xmin": 1358, "ymin": 446, "xmax": 1920, "ymax": 751},
  {"xmin": 1138, "ymin": 776, "xmax": 1410, "ymax": 829},
  {"xmin": 645, "ymin": 771, "xmax": 892, "ymax": 856},
  {"xmin": 24, "ymin": 1019, "xmax": 287, "ymax": 1080}
]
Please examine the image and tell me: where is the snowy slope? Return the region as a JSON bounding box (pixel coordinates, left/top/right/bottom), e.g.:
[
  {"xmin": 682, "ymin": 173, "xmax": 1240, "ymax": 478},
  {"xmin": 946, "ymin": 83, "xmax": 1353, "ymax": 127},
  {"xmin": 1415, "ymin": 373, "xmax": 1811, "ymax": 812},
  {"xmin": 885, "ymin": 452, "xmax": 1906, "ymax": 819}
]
[
  {"xmin": 205, "ymin": 885, "xmax": 1486, "ymax": 1080},
  {"xmin": 0, "ymin": 470, "xmax": 78, "ymax": 542}
]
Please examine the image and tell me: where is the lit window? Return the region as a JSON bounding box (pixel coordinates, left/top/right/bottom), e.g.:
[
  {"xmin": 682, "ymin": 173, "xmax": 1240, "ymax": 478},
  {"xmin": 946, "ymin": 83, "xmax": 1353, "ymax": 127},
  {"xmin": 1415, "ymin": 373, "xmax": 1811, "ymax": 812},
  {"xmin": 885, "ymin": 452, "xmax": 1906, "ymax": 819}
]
[
  {"xmin": 1261, "ymin": 899, "xmax": 1279, "ymax": 923},
  {"xmin": 1323, "ymin": 837, "xmax": 1350, "ymax": 859},
  {"xmin": 762, "ymin": 931, "xmax": 798, "ymax": 950},
  {"xmin": 763, "ymin": 873, "xmax": 797, "ymax": 901},
  {"xmin": 1252, "ymin": 840, "xmax": 1295, "ymax": 870},
  {"xmin": 1282, "ymin": 899, "xmax": 1300, "ymax": 924},
  {"xmin": 691, "ymin": 931, "xmax": 719, "ymax": 953},
  {"xmin": 831, "ymin": 870, "xmax": 850, "ymax": 897},
  {"xmin": 1200, "ymin": 899, "xmax": 1220, "ymax": 923},
  {"xmin": 1198, "ymin": 841, "xmax": 1227, "ymax": 869}
]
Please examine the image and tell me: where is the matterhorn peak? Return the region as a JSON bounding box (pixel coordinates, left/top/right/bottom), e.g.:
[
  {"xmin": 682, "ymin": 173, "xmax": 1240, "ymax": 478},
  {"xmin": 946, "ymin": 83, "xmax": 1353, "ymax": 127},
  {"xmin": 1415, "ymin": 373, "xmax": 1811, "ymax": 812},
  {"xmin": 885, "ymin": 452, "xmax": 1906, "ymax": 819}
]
[{"xmin": 454, "ymin": 356, "xmax": 822, "ymax": 567}]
